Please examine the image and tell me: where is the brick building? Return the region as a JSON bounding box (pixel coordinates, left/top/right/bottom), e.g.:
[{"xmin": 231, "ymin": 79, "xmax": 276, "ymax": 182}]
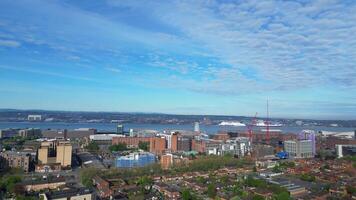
[{"xmin": 150, "ymin": 137, "xmax": 166, "ymax": 155}]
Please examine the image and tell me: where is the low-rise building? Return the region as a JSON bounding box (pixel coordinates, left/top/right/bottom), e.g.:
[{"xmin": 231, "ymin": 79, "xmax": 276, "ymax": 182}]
[
  {"xmin": 40, "ymin": 187, "xmax": 94, "ymax": 200},
  {"xmin": 92, "ymin": 176, "xmax": 113, "ymax": 198},
  {"xmin": 22, "ymin": 177, "xmax": 66, "ymax": 192},
  {"xmin": 153, "ymin": 183, "xmax": 181, "ymax": 200}
]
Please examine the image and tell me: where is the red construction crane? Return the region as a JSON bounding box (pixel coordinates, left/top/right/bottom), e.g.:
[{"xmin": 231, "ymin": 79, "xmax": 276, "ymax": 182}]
[{"xmin": 248, "ymin": 112, "xmax": 258, "ymax": 142}]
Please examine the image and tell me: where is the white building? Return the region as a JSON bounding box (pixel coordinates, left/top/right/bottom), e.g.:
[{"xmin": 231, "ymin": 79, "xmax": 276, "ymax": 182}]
[
  {"xmin": 206, "ymin": 137, "xmax": 251, "ymax": 157},
  {"xmin": 28, "ymin": 115, "xmax": 42, "ymax": 121},
  {"xmin": 284, "ymin": 140, "xmax": 314, "ymax": 158},
  {"xmin": 194, "ymin": 122, "xmax": 200, "ymax": 132}
]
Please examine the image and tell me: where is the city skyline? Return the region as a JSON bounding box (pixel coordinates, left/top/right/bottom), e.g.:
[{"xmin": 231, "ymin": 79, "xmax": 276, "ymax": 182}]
[{"xmin": 1, "ymin": 0, "xmax": 356, "ymax": 119}]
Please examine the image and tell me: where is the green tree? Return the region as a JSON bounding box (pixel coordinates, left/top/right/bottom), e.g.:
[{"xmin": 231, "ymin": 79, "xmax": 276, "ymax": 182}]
[
  {"xmin": 252, "ymin": 194, "xmax": 265, "ymax": 200},
  {"xmin": 207, "ymin": 183, "xmax": 217, "ymax": 198},
  {"xmin": 138, "ymin": 141, "xmax": 149, "ymax": 151},
  {"xmin": 274, "ymin": 191, "xmax": 290, "ymax": 200},
  {"xmin": 182, "ymin": 188, "xmax": 194, "ymax": 200},
  {"xmin": 346, "ymin": 185, "xmax": 356, "ymax": 195},
  {"xmin": 85, "ymin": 141, "xmax": 100, "ymax": 152},
  {"xmin": 137, "ymin": 176, "xmax": 153, "ymax": 193},
  {"xmin": 253, "ymin": 166, "xmax": 257, "ymax": 172},
  {"xmin": 109, "ymin": 143, "xmax": 128, "ymax": 152},
  {"xmin": 80, "ymin": 167, "xmax": 99, "ymax": 187}
]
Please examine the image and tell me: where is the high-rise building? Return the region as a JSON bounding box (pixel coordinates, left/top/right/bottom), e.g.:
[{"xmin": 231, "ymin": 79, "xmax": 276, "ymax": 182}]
[
  {"xmin": 117, "ymin": 124, "xmax": 124, "ymax": 134},
  {"xmin": 150, "ymin": 137, "xmax": 166, "ymax": 155},
  {"xmin": 56, "ymin": 141, "xmax": 72, "ymax": 167},
  {"xmin": 194, "ymin": 122, "xmax": 200, "ymax": 132},
  {"xmin": 171, "ymin": 133, "xmax": 178, "ymax": 152},
  {"xmin": 37, "ymin": 140, "xmax": 72, "ymax": 168}
]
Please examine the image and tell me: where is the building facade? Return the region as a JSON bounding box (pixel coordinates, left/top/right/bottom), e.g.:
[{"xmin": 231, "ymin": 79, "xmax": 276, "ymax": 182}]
[
  {"xmin": 284, "ymin": 140, "xmax": 314, "ymax": 158},
  {"xmin": 0, "ymin": 151, "xmax": 31, "ymax": 172}
]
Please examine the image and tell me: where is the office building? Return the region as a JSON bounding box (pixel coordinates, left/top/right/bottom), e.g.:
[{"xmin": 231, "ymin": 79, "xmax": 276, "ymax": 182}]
[
  {"xmin": 117, "ymin": 124, "xmax": 124, "ymax": 134},
  {"xmin": 115, "ymin": 152, "xmax": 155, "ymax": 168},
  {"xmin": 0, "ymin": 151, "xmax": 31, "ymax": 172},
  {"xmin": 284, "ymin": 140, "xmax": 314, "ymax": 158},
  {"xmin": 28, "ymin": 114, "xmax": 42, "ymax": 121}
]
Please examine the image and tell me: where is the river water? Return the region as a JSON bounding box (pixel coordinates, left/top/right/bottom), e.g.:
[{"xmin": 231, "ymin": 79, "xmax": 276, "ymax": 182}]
[{"xmin": 0, "ymin": 122, "xmax": 355, "ymax": 135}]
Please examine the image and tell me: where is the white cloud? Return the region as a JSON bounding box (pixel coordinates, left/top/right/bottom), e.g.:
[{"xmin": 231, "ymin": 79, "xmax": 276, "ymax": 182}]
[{"xmin": 0, "ymin": 39, "xmax": 20, "ymax": 47}]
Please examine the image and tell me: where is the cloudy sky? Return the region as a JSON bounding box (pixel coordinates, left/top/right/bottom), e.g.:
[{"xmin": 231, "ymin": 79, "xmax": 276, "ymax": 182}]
[{"xmin": 0, "ymin": 0, "xmax": 356, "ymax": 119}]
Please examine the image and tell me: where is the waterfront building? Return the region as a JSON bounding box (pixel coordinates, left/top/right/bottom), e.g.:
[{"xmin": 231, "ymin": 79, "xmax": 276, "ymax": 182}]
[
  {"xmin": 115, "ymin": 152, "xmax": 155, "ymax": 168},
  {"xmin": 0, "ymin": 128, "xmax": 19, "ymax": 139},
  {"xmin": 194, "ymin": 122, "xmax": 200, "ymax": 132},
  {"xmin": 117, "ymin": 124, "xmax": 124, "ymax": 134},
  {"xmin": 18, "ymin": 128, "xmax": 42, "ymax": 138},
  {"xmin": 28, "ymin": 114, "xmax": 42, "ymax": 121}
]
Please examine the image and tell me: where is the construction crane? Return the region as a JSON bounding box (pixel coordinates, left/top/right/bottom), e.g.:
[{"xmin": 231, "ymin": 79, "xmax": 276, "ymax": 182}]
[
  {"xmin": 247, "ymin": 112, "xmax": 258, "ymax": 142},
  {"xmin": 265, "ymin": 99, "xmax": 270, "ymax": 144}
]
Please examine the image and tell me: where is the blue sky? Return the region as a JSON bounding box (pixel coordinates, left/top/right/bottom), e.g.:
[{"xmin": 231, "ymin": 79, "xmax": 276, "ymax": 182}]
[{"xmin": 0, "ymin": 0, "xmax": 356, "ymax": 119}]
